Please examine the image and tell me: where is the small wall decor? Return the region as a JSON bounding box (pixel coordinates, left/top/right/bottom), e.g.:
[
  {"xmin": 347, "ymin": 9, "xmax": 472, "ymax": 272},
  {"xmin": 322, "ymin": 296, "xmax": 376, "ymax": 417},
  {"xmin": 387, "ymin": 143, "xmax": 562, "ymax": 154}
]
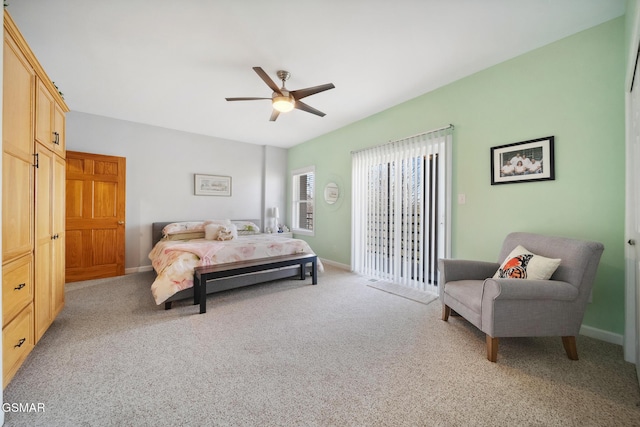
[
  {"xmin": 194, "ymin": 174, "xmax": 231, "ymax": 196},
  {"xmin": 490, "ymin": 136, "xmax": 555, "ymax": 185},
  {"xmin": 324, "ymin": 182, "xmax": 339, "ymax": 204}
]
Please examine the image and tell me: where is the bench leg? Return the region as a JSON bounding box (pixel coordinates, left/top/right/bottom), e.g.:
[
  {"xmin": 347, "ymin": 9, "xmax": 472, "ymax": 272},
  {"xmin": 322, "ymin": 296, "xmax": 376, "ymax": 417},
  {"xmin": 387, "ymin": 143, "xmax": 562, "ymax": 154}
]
[
  {"xmin": 200, "ymin": 279, "xmax": 207, "ymax": 314},
  {"xmin": 193, "ymin": 274, "xmax": 207, "ymax": 314},
  {"xmin": 299, "ymin": 262, "xmax": 306, "ymax": 280},
  {"xmin": 193, "ymin": 275, "xmax": 200, "ymax": 305},
  {"xmin": 311, "ymin": 259, "xmax": 317, "ymax": 285}
]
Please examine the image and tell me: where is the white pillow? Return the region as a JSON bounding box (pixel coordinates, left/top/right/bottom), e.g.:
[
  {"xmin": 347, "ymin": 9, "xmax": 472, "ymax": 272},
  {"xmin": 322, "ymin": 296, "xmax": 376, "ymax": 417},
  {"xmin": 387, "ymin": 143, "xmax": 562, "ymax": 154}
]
[{"xmin": 494, "ymin": 245, "xmax": 561, "ymax": 280}]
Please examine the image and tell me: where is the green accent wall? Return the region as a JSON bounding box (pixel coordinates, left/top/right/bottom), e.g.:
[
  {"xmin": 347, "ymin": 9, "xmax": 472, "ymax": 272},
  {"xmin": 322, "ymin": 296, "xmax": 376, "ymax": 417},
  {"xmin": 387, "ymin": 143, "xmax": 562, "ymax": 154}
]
[{"xmin": 289, "ymin": 17, "xmax": 625, "ymax": 335}]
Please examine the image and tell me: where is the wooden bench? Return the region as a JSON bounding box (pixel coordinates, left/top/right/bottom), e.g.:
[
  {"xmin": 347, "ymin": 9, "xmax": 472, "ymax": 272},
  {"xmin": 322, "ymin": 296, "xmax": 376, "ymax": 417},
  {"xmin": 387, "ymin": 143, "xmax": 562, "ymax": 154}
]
[{"xmin": 193, "ymin": 253, "xmax": 318, "ymax": 314}]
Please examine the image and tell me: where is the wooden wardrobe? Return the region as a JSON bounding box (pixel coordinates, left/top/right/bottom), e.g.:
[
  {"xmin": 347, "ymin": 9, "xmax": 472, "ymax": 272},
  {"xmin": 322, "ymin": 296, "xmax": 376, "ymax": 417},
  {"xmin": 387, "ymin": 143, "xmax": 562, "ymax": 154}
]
[{"xmin": 2, "ymin": 10, "xmax": 68, "ymax": 387}]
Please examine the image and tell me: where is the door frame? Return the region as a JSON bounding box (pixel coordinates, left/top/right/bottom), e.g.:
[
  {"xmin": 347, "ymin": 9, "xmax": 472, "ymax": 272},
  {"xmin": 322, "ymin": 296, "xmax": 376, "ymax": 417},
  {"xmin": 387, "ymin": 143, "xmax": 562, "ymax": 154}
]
[{"xmin": 624, "ymin": 2, "xmax": 640, "ymax": 367}]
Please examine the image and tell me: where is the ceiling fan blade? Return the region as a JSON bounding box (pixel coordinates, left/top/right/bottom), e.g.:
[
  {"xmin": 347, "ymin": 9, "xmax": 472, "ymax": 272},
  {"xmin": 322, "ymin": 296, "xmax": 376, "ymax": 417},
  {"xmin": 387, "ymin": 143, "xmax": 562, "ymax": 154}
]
[
  {"xmin": 294, "ymin": 100, "xmax": 326, "ymax": 117},
  {"xmin": 253, "ymin": 67, "xmax": 282, "ymax": 95},
  {"xmin": 269, "ymin": 109, "xmax": 280, "ymax": 122},
  {"xmin": 290, "ymin": 83, "xmax": 335, "ymax": 100},
  {"xmin": 225, "ymin": 97, "xmax": 271, "ymax": 101}
]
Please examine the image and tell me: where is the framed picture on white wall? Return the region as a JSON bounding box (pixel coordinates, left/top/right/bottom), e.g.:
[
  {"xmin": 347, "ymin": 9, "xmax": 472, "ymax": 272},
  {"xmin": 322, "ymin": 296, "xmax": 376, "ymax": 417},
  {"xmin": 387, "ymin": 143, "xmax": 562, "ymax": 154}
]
[{"xmin": 194, "ymin": 174, "xmax": 232, "ymax": 196}]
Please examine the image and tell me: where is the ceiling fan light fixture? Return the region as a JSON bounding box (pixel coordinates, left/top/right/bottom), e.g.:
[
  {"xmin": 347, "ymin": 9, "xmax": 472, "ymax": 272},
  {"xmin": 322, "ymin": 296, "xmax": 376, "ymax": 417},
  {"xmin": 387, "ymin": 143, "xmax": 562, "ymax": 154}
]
[
  {"xmin": 226, "ymin": 67, "xmax": 334, "ymax": 121},
  {"xmin": 273, "ymin": 95, "xmax": 295, "ymax": 113}
]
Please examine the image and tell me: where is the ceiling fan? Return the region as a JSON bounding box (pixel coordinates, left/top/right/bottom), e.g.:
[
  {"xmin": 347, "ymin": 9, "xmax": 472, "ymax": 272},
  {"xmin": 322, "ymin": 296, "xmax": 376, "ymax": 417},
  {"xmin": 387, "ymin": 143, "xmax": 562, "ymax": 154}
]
[{"xmin": 225, "ymin": 67, "xmax": 335, "ymax": 121}]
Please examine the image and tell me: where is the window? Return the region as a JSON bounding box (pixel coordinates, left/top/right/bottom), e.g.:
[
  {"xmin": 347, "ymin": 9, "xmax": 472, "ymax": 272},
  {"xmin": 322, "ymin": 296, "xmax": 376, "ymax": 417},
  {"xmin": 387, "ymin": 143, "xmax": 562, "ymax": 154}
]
[{"xmin": 291, "ymin": 166, "xmax": 315, "ymax": 235}]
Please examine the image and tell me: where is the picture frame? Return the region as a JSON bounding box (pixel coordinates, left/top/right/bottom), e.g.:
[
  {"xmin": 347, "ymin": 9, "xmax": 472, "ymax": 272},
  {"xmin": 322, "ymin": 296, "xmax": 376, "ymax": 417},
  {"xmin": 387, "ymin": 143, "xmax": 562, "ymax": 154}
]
[
  {"xmin": 490, "ymin": 136, "xmax": 555, "ymax": 185},
  {"xmin": 194, "ymin": 174, "xmax": 231, "ymax": 196}
]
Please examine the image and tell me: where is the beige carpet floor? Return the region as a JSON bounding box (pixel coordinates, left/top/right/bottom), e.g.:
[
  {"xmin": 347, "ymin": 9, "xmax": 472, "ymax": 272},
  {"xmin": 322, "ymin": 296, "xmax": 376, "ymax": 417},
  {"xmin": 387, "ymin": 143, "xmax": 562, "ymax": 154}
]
[
  {"xmin": 367, "ymin": 279, "xmax": 438, "ymax": 305},
  {"xmin": 3, "ymin": 265, "xmax": 640, "ymax": 426}
]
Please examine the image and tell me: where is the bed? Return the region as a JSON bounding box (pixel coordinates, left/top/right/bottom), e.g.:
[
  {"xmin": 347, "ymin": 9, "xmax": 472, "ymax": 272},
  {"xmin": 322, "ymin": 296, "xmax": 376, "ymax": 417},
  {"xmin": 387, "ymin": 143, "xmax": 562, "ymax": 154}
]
[{"xmin": 149, "ymin": 219, "xmax": 323, "ymax": 309}]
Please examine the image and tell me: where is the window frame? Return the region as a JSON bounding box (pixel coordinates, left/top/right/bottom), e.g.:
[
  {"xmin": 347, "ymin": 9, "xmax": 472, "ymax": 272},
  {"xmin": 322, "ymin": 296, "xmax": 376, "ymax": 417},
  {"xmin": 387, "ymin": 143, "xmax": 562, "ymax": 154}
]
[{"xmin": 291, "ymin": 165, "xmax": 315, "ymax": 236}]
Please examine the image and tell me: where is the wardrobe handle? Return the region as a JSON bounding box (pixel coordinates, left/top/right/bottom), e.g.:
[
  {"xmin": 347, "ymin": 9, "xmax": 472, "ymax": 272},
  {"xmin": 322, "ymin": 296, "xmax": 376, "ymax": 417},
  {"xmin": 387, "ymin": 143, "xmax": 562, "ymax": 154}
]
[
  {"xmin": 53, "ymin": 131, "xmax": 60, "ymax": 145},
  {"xmin": 33, "ymin": 153, "xmax": 39, "ymax": 168},
  {"xmin": 14, "ymin": 283, "xmax": 25, "ymax": 291},
  {"xmin": 14, "ymin": 338, "xmax": 26, "ymax": 348}
]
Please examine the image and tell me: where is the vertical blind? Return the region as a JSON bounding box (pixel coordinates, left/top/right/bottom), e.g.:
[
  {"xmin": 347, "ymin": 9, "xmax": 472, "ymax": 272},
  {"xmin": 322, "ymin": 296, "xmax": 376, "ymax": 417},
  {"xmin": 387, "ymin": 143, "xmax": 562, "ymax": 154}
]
[{"xmin": 351, "ymin": 125, "xmax": 453, "ymax": 293}]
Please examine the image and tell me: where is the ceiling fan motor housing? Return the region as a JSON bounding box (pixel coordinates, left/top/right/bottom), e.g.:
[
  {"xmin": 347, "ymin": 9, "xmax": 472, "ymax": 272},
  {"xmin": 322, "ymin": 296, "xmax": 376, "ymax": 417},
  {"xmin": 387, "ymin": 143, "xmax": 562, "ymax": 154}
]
[{"xmin": 276, "ymin": 70, "xmax": 291, "ymax": 83}]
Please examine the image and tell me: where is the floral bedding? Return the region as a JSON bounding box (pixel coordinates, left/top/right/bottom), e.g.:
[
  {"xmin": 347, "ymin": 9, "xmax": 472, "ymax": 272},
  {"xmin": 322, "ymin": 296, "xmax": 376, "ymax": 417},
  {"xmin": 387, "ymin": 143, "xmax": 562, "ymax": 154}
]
[{"xmin": 149, "ymin": 234, "xmax": 323, "ymax": 304}]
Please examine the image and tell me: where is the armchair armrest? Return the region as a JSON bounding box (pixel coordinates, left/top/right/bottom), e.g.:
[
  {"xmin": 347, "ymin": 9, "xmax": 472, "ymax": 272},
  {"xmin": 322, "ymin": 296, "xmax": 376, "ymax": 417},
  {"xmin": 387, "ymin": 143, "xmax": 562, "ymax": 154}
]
[
  {"xmin": 483, "ymin": 278, "xmax": 578, "ymax": 301},
  {"xmin": 438, "ymin": 259, "xmax": 500, "ymax": 283}
]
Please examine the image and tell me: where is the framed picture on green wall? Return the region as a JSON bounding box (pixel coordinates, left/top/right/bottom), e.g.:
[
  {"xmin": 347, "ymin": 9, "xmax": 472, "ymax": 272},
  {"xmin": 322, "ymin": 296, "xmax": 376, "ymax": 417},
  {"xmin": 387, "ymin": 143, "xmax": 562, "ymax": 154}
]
[{"xmin": 490, "ymin": 136, "xmax": 555, "ymax": 185}]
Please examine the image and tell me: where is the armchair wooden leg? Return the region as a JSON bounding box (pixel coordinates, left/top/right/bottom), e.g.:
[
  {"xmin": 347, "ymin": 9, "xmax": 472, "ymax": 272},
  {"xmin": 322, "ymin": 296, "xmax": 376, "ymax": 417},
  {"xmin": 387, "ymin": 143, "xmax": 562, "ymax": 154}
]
[
  {"xmin": 486, "ymin": 335, "xmax": 498, "ymax": 362},
  {"xmin": 562, "ymin": 336, "xmax": 579, "ymax": 360},
  {"xmin": 442, "ymin": 304, "xmax": 451, "ymax": 321}
]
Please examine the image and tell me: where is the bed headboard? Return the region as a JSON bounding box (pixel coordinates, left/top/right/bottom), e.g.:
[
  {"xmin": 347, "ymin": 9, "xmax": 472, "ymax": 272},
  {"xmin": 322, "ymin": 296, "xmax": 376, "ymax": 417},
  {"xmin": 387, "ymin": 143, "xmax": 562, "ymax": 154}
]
[{"xmin": 151, "ymin": 219, "xmax": 262, "ymax": 247}]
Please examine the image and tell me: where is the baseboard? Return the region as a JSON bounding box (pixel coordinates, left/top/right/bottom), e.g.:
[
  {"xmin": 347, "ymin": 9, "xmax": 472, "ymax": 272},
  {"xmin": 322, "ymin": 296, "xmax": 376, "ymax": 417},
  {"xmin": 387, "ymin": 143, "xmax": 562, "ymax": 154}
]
[
  {"xmin": 580, "ymin": 324, "xmax": 623, "ymax": 346},
  {"xmin": 125, "ymin": 265, "xmax": 154, "ymax": 274},
  {"xmin": 319, "ymin": 258, "xmax": 350, "ymax": 271}
]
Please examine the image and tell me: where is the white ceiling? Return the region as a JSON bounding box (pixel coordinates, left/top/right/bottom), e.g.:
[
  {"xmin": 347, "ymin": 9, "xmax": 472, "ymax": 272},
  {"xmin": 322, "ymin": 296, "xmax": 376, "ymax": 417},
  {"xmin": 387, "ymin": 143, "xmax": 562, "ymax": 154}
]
[{"xmin": 8, "ymin": 0, "xmax": 626, "ymax": 148}]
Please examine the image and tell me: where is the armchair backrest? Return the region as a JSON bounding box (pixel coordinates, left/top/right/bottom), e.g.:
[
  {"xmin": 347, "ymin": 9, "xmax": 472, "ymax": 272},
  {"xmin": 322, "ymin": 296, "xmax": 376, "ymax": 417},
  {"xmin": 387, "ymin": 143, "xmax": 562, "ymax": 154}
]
[{"xmin": 498, "ymin": 232, "xmax": 604, "ymax": 301}]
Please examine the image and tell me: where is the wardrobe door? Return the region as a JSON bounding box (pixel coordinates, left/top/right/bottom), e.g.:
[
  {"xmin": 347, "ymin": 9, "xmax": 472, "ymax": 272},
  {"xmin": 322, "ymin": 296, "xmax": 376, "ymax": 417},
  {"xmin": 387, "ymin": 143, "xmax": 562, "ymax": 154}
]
[
  {"xmin": 3, "ymin": 28, "xmax": 34, "ymax": 261},
  {"xmin": 34, "ymin": 145, "xmax": 53, "ymax": 342}
]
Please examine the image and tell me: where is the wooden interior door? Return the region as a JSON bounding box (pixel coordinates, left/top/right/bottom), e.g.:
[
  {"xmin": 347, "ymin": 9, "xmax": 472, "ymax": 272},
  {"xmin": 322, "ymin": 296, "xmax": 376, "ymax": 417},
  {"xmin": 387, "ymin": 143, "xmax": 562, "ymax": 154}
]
[{"xmin": 65, "ymin": 151, "xmax": 126, "ymax": 282}]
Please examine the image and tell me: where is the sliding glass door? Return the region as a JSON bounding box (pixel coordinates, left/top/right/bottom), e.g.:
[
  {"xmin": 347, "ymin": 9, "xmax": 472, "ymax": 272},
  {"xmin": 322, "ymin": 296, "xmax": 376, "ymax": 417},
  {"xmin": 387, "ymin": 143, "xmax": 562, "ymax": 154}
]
[{"xmin": 352, "ymin": 126, "xmax": 452, "ymax": 293}]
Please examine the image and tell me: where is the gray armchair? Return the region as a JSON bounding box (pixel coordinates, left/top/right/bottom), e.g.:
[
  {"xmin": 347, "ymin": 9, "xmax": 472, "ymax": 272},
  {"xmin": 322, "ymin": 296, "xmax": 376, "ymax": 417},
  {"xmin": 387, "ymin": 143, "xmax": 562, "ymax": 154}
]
[{"xmin": 438, "ymin": 232, "xmax": 604, "ymax": 362}]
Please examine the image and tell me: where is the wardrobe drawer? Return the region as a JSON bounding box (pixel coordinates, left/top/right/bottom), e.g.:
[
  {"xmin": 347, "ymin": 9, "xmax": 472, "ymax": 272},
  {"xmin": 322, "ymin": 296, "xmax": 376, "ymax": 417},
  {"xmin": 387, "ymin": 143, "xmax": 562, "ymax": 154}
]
[
  {"xmin": 3, "ymin": 254, "xmax": 33, "ymax": 327},
  {"xmin": 3, "ymin": 302, "xmax": 34, "ymax": 387}
]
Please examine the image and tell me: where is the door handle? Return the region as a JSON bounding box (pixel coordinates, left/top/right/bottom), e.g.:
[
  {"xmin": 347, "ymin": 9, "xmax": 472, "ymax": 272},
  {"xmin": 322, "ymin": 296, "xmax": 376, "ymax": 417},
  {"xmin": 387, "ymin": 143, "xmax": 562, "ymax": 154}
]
[
  {"xmin": 118, "ymin": 221, "xmax": 125, "ymax": 225},
  {"xmin": 629, "ymin": 239, "xmax": 636, "ymax": 245}
]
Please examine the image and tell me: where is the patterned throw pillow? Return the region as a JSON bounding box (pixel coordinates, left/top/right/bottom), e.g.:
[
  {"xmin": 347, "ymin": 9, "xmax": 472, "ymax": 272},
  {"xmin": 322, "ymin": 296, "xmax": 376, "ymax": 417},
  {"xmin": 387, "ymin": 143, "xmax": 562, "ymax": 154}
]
[
  {"xmin": 494, "ymin": 245, "xmax": 561, "ymax": 280},
  {"xmin": 232, "ymin": 221, "xmax": 260, "ymax": 235},
  {"xmin": 162, "ymin": 221, "xmax": 206, "ymax": 236},
  {"xmin": 163, "ymin": 231, "xmax": 205, "ymax": 241}
]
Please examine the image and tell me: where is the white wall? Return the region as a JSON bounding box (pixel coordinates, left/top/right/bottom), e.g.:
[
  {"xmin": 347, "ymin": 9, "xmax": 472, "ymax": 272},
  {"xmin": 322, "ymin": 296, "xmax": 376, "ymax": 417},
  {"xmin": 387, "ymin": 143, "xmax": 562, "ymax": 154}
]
[
  {"xmin": 263, "ymin": 145, "xmax": 288, "ymax": 232},
  {"xmin": 66, "ymin": 111, "xmax": 288, "ymax": 271}
]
